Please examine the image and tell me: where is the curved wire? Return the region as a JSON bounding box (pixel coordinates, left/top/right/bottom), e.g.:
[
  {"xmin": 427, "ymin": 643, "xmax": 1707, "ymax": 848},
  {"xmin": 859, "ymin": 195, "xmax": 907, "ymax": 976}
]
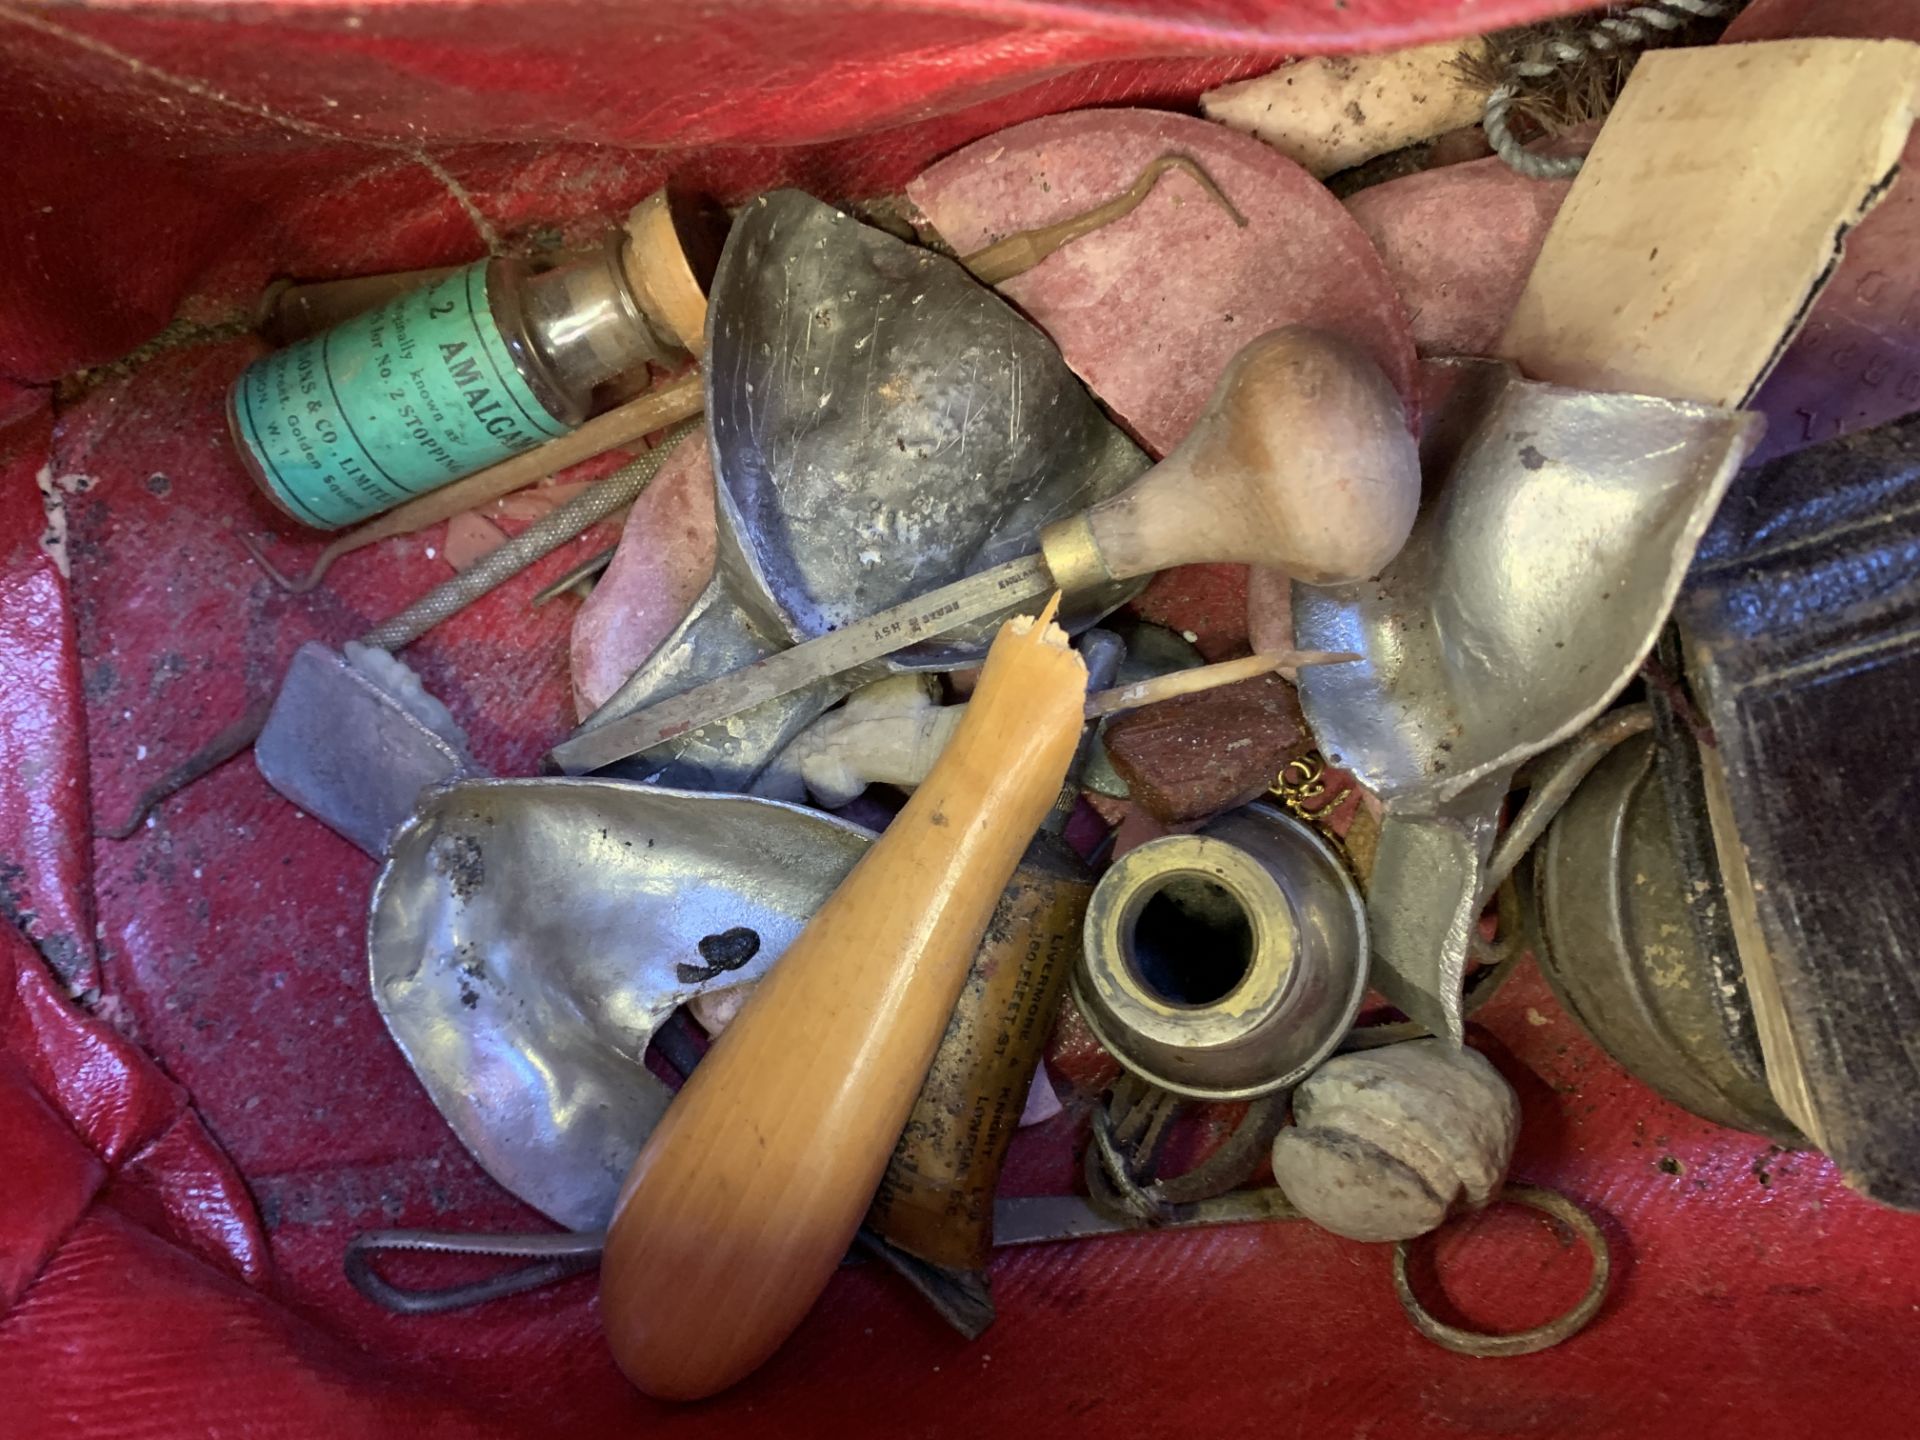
[
  {"xmin": 345, "ymin": 1229, "xmax": 605, "ymax": 1315},
  {"xmin": 1392, "ymin": 1184, "xmax": 1611, "ymax": 1356},
  {"xmin": 1485, "ymin": 1, "xmax": 1742, "ymax": 178}
]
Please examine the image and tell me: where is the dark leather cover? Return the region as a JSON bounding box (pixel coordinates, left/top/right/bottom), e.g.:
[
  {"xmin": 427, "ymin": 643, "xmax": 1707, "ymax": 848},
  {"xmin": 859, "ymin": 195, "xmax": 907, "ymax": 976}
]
[{"xmin": 1679, "ymin": 416, "xmax": 1920, "ymax": 1208}]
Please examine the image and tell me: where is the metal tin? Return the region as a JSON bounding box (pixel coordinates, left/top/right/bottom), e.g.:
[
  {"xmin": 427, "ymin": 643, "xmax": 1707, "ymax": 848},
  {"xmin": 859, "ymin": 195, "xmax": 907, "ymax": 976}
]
[
  {"xmin": 1526, "ymin": 734, "xmax": 1800, "ymax": 1143},
  {"xmin": 1072, "ymin": 803, "xmax": 1367, "ymax": 1100}
]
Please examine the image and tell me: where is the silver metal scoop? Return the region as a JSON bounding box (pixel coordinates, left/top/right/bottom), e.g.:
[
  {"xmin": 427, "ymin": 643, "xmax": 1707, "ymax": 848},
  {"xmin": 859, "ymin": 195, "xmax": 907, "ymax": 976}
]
[
  {"xmin": 255, "ymin": 642, "xmax": 482, "ymax": 855},
  {"xmin": 1294, "ymin": 360, "xmax": 1759, "ymax": 1043},
  {"xmin": 574, "ymin": 190, "xmax": 1145, "ymax": 791},
  {"xmin": 370, "ymin": 777, "xmax": 877, "ymax": 1231}
]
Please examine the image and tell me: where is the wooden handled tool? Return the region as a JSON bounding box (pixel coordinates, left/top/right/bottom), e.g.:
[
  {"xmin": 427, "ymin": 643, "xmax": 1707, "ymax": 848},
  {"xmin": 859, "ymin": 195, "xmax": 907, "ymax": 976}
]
[
  {"xmin": 599, "ymin": 602, "xmax": 1090, "ymax": 1400},
  {"xmin": 549, "ymin": 325, "xmax": 1418, "ymax": 774}
]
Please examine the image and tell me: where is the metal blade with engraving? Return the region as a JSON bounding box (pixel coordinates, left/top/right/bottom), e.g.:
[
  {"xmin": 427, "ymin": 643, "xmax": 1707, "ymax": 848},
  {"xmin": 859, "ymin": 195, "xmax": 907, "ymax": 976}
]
[
  {"xmin": 549, "ymin": 324, "xmax": 1424, "ymax": 775},
  {"xmin": 552, "ymin": 553, "xmax": 1053, "ymax": 774}
]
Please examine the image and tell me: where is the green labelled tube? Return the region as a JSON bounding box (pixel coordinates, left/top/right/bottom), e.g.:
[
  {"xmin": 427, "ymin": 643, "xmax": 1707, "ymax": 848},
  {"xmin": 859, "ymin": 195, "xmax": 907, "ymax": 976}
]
[{"xmin": 228, "ymin": 263, "xmax": 574, "ymax": 531}]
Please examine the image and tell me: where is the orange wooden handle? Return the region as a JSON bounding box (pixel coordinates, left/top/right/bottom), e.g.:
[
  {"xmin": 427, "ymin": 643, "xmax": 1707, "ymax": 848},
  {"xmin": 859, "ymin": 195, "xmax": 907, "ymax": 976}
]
[{"xmin": 599, "ymin": 606, "xmax": 1087, "ymax": 1400}]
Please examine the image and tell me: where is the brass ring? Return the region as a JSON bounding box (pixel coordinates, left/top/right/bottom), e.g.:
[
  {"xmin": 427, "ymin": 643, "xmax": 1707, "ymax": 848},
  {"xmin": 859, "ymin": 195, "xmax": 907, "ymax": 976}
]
[{"xmin": 1392, "ymin": 1184, "xmax": 1611, "ymax": 1358}]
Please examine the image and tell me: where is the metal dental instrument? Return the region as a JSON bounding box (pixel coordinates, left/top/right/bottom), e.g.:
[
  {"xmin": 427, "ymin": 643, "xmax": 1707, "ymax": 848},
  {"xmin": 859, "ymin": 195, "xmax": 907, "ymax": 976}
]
[
  {"xmin": 549, "ymin": 324, "xmax": 1419, "ymax": 775},
  {"xmin": 345, "ymin": 1192, "xmax": 1295, "ymax": 1316}
]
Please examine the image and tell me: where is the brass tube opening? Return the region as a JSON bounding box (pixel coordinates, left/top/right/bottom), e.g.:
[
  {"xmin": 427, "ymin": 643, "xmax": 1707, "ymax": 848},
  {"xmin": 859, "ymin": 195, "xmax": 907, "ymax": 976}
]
[{"xmin": 1122, "ymin": 872, "xmax": 1255, "ymax": 1008}]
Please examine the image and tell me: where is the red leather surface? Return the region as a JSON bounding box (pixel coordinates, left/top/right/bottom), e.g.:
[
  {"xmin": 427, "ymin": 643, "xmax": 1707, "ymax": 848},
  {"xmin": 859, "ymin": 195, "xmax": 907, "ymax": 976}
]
[
  {"xmin": 8, "ymin": 1210, "xmax": 518, "ymax": 1439},
  {"xmin": 0, "ymin": 922, "xmax": 267, "ymax": 1283},
  {"xmin": 7, "ymin": 3, "xmax": 1920, "ymax": 1437},
  {"xmin": 0, "ymin": 0, "xmax": 1596, "ymax": 384},
  {"xmin": 0, "ymin": 408, "xmax": 96, "ymax": 992}
]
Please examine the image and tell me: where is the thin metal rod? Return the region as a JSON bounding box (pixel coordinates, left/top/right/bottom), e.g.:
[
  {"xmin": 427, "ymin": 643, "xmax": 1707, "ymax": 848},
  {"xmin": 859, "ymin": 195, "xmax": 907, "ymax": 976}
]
[
  {"xmin": 100, "ymin": 426, "xmax": 698, "ymax": 837},
  {"xmin": 1477, "ymin": 704, "xmax": 1654, "ymax": 907},
  {"xmin": 243, "ymin": 375, "xmax": 703, "ymax": 593},
  {"xmin": 532, "ymin": 544, "xmax": 618, "ymax": 606},
  {"xmin": 361, "ymin": 421, "xmax": 696, "ymax": 650},
  {"xmin": 345, "ymin": 1230, "xmax": 605, "ymax": 1316}
]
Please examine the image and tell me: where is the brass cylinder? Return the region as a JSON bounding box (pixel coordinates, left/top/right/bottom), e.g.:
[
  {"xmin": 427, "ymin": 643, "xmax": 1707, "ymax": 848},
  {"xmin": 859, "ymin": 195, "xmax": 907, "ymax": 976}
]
[
  {"xmin": 1073, "ymin": 803, "xmax": 1367, "ymax": 1101},
  {"xmin": 1037, "ymin": 512, "xmax": 1115, "ymax": 597}
]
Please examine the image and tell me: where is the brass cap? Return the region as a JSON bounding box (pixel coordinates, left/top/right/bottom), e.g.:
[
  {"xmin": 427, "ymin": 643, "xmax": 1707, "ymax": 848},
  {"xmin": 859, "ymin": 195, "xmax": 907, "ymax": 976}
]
[
  {"xmin": 1071, "ymin": 805, "xmax": 1367, "ymax": 1100},
  {"xmin": 1037, "ymin": 512, "xmax": 1114, "ymax": 596}
]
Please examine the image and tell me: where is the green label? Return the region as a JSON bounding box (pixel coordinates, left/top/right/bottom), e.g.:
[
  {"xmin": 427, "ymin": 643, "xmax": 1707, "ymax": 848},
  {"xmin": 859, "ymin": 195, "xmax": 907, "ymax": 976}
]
[{"xmin": 232, "ymin": 263, "xmax": 572, "ymax": 530}]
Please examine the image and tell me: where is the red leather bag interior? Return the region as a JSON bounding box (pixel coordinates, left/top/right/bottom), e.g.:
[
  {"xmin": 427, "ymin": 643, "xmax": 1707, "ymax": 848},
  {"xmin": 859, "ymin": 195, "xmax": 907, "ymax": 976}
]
[{"xmin": 3, "ymin": 4, "xmax": 1917, "ymax": 1436}]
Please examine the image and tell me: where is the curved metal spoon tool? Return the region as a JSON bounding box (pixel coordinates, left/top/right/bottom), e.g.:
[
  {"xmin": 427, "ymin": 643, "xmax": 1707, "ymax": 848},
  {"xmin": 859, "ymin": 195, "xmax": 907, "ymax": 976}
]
[
  {"xmin": 1294, "ymin": 361, "xmax": 1759, "ymax": 1043},
  {"xmin": 575, "ymin": 190, "xmax": 1147, "ymax": 790}
]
